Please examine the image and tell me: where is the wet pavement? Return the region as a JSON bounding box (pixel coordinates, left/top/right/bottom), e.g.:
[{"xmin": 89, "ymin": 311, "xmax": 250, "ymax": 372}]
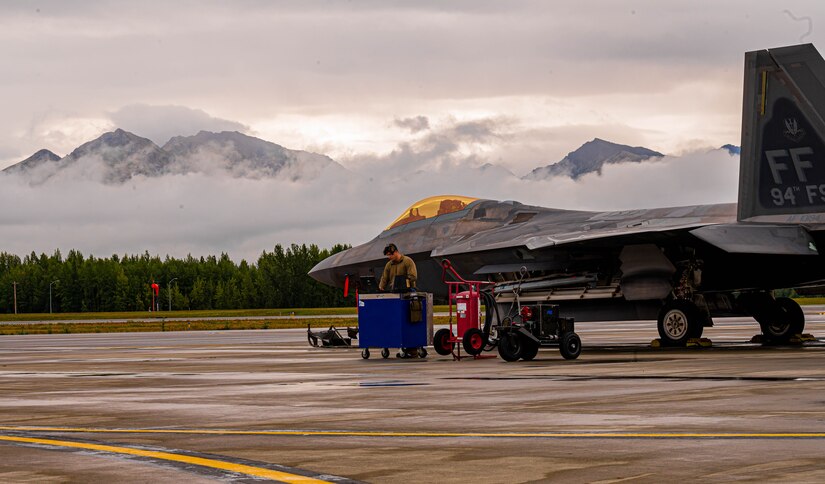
[{"xmin": 0, "ymin": 311, "xmax": 824, "ymax": 482}]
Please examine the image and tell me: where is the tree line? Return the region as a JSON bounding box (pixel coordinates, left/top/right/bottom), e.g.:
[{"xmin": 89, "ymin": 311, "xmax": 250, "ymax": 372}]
[{"xmin": 0, "ymin": 244, "xmax": 354, "ymax": 313}]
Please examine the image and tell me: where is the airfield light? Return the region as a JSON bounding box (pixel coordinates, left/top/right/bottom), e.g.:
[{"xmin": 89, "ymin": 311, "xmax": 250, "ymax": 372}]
[
  {"xmin": 49, "ymin": 280, "xmax": 59, "ymax": 314},
  {"xmin": 168, "ymin": 278, "xmax": 178, "ymax": 311}
]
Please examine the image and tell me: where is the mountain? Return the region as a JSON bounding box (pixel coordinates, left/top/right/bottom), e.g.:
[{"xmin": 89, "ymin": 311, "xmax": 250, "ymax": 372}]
[
  {"xmin": 1, "ymin": 149, "xmax": 61, "ymax": 175},
  {"xmin": 524, "ymin": 138, "xmax": 664, "ymax": 180},
  {"xmin": 61, "ymin": 129, "xmax": 172, "ymax": 183},
  {"xmin": 163, "ymin": 131, "xmax": 343, "ymax": 180},
  {"xmin": 2, "ymin": 129, "xmax": 345, "ymax": 184}
]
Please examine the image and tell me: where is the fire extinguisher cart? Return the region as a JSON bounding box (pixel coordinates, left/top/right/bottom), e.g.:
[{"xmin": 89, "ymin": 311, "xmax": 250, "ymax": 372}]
[
  {"xmin": 433, "ymin": 259, "xmax": 496, "ymax": 359},
  {"xmin": 357, "ymin": 292, "xmax": 433, "ymax": 359}
]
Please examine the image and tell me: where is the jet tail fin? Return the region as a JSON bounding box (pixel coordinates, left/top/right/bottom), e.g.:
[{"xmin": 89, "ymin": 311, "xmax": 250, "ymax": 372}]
[{"xmin": 738, "ymin": 44, "xmax": 825, "ymax": 223}]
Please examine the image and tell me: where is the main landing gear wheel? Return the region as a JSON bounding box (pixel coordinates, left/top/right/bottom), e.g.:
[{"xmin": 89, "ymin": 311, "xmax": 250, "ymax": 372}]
[
  {"xmin": 657, "ymin": 300, "xmax": 702, "ymax": 346},
  {"xmin": 497, "ymin": 332, "xmax": 524, "ymax": 362},
  {"xmin": 361, "ymin": 348, "xmax": 370, "ymax": 359},
  {"xmin": 462, "ymin": 328, "xmax": 486, "ymax": 356},
  {"xmin": 381, "ymin": 348, "xmax": 390, "ymax": 359},
  {"xmin": 760, "ymin": 296, "xmax": 805, "ymax": 343},
  {"xmin": 433, "ymin": 328, "xmax": 454, "ymax": 356},
  {"xmin": 559, "ymin": 332, "xmax": 582, "ymax": 360}
]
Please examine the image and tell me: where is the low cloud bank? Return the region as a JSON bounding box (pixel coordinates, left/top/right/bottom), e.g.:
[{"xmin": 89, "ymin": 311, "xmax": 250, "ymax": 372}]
[{"xmin": 0, "ymin": 146, "xmax": 739, "ymax": 262}]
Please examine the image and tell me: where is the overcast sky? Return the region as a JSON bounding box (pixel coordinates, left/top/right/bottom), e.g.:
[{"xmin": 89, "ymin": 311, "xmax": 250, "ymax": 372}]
[{"xmin": 0, "ymin": 1, "xmax": 822, "ymax": 261}]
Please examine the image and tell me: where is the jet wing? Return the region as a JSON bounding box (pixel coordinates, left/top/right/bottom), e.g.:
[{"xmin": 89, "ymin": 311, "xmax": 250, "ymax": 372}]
[
  {"xmin": 689, "ymin": 223, "xmax": 818, "ymax": 255},
  {"xmin": 432, "ymin": 204, "xmax": 737, "ymax": 257}
]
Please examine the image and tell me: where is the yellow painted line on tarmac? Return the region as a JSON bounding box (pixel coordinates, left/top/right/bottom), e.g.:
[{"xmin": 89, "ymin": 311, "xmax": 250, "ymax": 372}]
[
  {"xmin": 2, "ymin": 426, "xmax": 825, "ymax": 439},
  {"xmin": 0, "ymin": 435, "xmax": 327, "ymax": 483}
]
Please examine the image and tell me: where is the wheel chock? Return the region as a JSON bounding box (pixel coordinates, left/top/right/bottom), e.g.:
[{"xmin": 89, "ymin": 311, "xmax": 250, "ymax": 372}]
[
  {"xmin": 650, "ymin": 338, "xmax": 662, "ymax": 348},
  {"xmin": 687, "ymin": 338, "xmax": 712, "ymax": 348},
  {"xmin": 752, "ymin": 333, "xmax": 817, "ymax": 345}
]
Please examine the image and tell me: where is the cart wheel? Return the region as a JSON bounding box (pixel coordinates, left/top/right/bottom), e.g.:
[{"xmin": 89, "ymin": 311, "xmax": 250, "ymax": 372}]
[
  {"xmin": 463, "ymin": 328, "xmax": 486, "ymax": 356},
  {"xmin": 521, "ymin": 339, "xmax": 539, "ymax": 361},
  {"xmin": 433, "ymin": 328, "xmax": 454, "ymax": 356},
  {"xmin": 361, "ymin": 348, "xmax": 370, "ymax": 359},
  {"xmin": 559, "ymin": 332, "xmax": 581, "ymax": 360},
  {"xmin": 497, "ymin": 332, "xmax": 523, "ymax": 362},
  {"xmin": 307, "ymin": 333, "xmax": 319, "ymax": 347},
  {"xmin": 381, "ymin": 348, "xmax": 390, "ymax": 359},
  {"xmin": 418, "ymin": 347, "xmax": 428, "ymax": 358}
]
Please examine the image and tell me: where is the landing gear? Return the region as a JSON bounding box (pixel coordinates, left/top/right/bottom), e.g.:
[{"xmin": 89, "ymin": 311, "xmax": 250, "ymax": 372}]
[
  {"xmin": 657, "ymin": 299, "xmax": 703, "ymax": 346},
  {"xmin": 759, "ymin": 296, "xmax": 805, "ymax": 343},
  {"xmin": 739, "ymin": 292, "xmax": 806, "ymax": 344}
]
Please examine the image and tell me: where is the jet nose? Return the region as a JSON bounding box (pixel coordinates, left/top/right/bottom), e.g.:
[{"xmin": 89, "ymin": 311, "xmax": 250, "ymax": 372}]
[
  {"xmin": 309, "ymin": 263, "xmax": 332, "ymax": 286},
  {"xmin": 308, "ymin": 254, "xmax": 342, "ymax": 287}
]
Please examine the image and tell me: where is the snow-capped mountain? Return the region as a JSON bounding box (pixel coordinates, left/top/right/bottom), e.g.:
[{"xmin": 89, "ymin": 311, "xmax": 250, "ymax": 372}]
[
  {"xmin": 1, "ymin": 149, "xmax": 61, "ymax": 175},
  {"xmin": 524, "ymin": 138, "xmax": 664, "ymax": 180},
  {"xmin": 2, "ymin": 129, "xmax": 346, "ymax": 184},
  {"xmin": 163, "ymin": 131, "xmax": 343, "ymax": 180},
  {"xmin": 61, "ymin": 129, "xmax": 173, "ymax": 183}
]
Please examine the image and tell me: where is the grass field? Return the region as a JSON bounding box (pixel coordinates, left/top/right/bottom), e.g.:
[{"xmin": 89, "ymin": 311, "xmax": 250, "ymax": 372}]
[
  {"xmin": 0, "ymin": 307, "xmax": 359, "ymax": 322},
  {"xmin": 0, "ymin": 298, "xmax": 820, "ymax": 335},
  {"xmin": 0, "ymin": 306, "xmax": 455, "ymax": 335}
]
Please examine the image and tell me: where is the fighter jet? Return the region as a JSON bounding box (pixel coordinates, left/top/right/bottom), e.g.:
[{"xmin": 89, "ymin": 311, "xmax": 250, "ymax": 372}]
[{"xmin": 310, "ymin": 43, "xmax": 825, "ymax": 346}]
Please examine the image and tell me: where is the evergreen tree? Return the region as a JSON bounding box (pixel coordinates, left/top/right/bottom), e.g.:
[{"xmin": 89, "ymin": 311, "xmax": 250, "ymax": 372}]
[{"xmin": 0, "ymin": 243, "xmax": 352, "ymax": 313}]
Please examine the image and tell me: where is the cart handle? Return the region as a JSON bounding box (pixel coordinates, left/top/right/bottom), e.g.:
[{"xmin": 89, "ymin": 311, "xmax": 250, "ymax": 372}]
[{"xmin": 440, "ymin": 259, "xmax": 494, "ymax": 286}]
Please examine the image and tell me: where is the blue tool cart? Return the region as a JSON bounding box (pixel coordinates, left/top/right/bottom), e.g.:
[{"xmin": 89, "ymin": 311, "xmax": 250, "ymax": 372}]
[{"xmin": 357, "ymin": 292, "xmax": 433, "ymax": 359}]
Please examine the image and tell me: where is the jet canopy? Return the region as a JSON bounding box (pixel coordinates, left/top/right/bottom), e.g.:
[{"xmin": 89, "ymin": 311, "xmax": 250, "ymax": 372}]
[{"xmin": 386, "ymin": 195, "xmax": 479, "ymax": 230}]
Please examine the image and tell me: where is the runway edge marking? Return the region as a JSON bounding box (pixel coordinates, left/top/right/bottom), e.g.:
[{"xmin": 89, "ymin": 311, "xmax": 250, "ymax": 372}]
[
  {"xmin": 0, "ymin": 435, "xmax": 330, "ymax": 483},
  {"xmin": 2, "ymin": 426, "xmax": 825, "ymax": 439}
]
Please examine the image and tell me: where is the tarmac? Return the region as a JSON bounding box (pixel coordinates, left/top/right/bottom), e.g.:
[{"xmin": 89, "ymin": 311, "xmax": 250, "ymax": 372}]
[{"xmin": 1, "ymin": 309, "xmax": 825, "ymax": 483}]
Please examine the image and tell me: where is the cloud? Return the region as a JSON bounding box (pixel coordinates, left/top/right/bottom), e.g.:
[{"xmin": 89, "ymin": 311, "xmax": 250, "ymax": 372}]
[
  {"xmin": 108, "ymin": 105, "xmax": 249, "ymax": 146},
  {"xmin": 1, "ymin": 2, "xmax": 819, "ymax": 171},
  {"xmin": 346, "ymin": 117, "xmax": 510, "ymax": 174},
  {"xmin": 0, "ymin": 2, "xmax": 810, "ymax": 260},
  {"xmin": 393, "ymin": 116, "xmax": 430, "ymax": 133},
  {"xmin": 0, "ymin": 129, "xmax": 739, "ymax": 264}
]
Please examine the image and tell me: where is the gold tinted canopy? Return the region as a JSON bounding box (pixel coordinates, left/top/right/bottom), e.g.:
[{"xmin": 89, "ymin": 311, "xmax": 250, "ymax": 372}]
[{"xmin": 386, "ymin": 195, "xmax": 478, "ymax": 230}]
